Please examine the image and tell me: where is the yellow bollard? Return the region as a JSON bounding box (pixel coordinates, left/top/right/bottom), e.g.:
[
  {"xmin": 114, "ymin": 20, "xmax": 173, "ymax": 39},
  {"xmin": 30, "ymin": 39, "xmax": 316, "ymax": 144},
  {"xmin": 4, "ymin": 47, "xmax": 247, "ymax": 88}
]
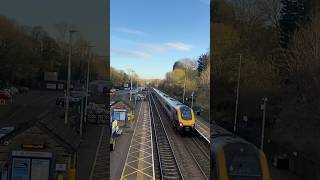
[
  {"xmin": 57, "ymin": 174, "xmax": 64, "ymax": 180},
  {"xmin": 68, "ymin": 168, "xmax": 76, "ymax": 180}
]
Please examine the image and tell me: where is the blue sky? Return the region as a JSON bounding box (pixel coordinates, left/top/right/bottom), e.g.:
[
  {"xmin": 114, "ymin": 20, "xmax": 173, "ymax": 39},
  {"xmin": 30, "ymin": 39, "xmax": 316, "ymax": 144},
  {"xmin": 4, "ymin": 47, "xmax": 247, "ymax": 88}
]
[{"xmin": 111, "ymin": 0, "xmax": 209, "ymax": 79}]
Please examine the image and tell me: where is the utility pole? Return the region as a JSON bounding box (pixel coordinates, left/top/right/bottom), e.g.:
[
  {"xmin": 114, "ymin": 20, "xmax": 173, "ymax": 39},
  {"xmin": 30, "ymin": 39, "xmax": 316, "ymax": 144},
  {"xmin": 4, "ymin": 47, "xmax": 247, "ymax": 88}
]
[
  {"xmin": 130, "ymin": 73, "xmax": 132, "ymax": 101},
  {"xmin": 191, "ymin": 91, "xmax": 194, "ymax": 109},
  {"xmin": 127, "ymin": 69, "xmax": 133, "ymax": 101},
  {"xmin": 233, "ymin": 54, "xmax": 242, "ymax": 132},
  {"xmin": 137, "ymin": 79, "xmax": 139, "ymax": 90},
  {"xmin": 65, "ymin": 30, "xmax": 78, "ymax": 125},
  {"xmin": 84, "ymin": 45, "xmax": 94, "ymax": 126},
  {"xmin": 182, "ymin": 74, "xmax": 186, "ymax": 103},
  {"xmin": 80, "ymin": 88, "xmax": 84, "ymax": 137},
  {"xmin": 260, "ymin": 97, "xmax": 268, "ymax": 150}
]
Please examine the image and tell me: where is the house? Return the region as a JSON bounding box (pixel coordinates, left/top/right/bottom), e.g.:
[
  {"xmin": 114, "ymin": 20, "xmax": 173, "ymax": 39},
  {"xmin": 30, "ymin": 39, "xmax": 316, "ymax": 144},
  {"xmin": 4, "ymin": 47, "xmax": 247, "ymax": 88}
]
[{"xmin": 0, "ymin": 112, "xmax": 80, "ymax": 180}]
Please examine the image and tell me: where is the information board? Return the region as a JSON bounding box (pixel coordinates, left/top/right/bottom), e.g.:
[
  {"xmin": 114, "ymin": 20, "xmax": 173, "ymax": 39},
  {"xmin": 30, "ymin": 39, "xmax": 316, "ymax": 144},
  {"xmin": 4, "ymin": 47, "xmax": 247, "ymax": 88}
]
[
  {"xmin": 31, "ymin": 159, "xmax": 50, "ymax": 180},
  {"xmin": 11, "ymin": 158, "xmax": 30, "ymax": 180}
]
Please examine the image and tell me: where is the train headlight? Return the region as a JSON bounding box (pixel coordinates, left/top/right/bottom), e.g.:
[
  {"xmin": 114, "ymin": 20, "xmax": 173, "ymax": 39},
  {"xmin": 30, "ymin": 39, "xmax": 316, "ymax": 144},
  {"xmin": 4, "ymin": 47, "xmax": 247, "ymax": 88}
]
[{"xmin": 179, "ymin": 123, "xmax": 183, "ymax": 127}]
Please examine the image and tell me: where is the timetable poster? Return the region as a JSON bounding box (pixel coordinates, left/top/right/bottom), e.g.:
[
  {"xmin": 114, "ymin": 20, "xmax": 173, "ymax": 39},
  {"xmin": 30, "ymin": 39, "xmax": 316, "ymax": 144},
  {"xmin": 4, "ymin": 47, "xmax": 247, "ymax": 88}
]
[
  {"xmin": 11, "ymin": 158, "xmax": 30, "ymax": 180},
  {"xmin": 31, "ymin": 159, "xmax": 50, "ymax": 180}
]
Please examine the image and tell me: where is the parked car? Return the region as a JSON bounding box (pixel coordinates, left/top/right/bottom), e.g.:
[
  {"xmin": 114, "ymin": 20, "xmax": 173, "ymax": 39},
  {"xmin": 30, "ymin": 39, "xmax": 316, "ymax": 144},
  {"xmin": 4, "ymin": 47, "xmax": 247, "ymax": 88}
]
[
  {"xmin": 2, "ymin": 88, "xmax": 13, "ymax": 96},
  {"xmin": 9, "ymin": 86, "xmax": 19, "ymax": 95},
  {"xmin": 18, "ymin": 86, "xmax": 29, "ymax": 93},
  {"xmin": 56, "ymin": 96, "xmax": 81, "ymax": 106},
  {"xmin": 0, "ymin": 92, "xmax": 11, "ymax": 99},
  {"xmin": 136, "ymin": 94, "xmax": 145, "ymax": 101},
  {"xmin": 0, "ymin": 90, "xmax": 11, "ymax": 98},
  {"xmin": 0, "ymin": 126, "xmax": 14, "ymax": 138}
]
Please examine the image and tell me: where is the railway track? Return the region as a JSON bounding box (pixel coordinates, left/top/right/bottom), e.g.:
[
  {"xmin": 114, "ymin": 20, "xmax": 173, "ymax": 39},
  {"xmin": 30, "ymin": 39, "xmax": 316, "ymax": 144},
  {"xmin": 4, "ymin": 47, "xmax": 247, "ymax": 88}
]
[
  {"xmin": 149, "ymin": 91, "xmax": 184, "ymax": 180},
  {"xmin": 150, "ymin": 90, "xmax": 210, "ymax": 180},
  {"xmin": 183, "ymin": 135, "xmax": 210, "ymax": 180}
]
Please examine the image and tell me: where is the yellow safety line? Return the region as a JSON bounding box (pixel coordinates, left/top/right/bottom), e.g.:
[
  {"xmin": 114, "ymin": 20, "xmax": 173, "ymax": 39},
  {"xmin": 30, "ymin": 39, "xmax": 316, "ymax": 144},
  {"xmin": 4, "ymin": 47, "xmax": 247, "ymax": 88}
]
[
  {"xmin": 121, "ymin": 100, "xmax": 154, "ymax": 179},
  {"xmin": 123, "ymin": 164, "xmax": 154, "ymax": 179},
  {"xmin": 120, "ymin": 102, "xmax": 144, "ymax": 179},
  {"xmin": 138, "ymin": 106, "xmax": 147, "ymax": 180}
]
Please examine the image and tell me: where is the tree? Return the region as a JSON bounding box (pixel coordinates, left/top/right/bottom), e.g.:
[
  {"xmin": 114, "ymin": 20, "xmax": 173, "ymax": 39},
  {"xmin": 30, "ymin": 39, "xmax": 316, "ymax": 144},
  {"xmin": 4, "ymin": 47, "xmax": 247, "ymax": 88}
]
[
  {"xmin": 197, "ymin": 53, "xmax": 209, "ymax": 75},
  {"xmin": 279, "ymin": 0, "xmax": 310, "ymax": 48}
]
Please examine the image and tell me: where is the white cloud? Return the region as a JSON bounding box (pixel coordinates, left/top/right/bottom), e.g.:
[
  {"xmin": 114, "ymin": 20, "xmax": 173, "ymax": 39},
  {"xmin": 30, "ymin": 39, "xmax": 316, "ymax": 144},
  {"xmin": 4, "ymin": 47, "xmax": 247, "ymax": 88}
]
[
  {"xmin": 113, "ymin": 27, "xmax": 151, "ymax": 36},
  {"xmin": 112, "ymin": 49, "xmax": 151, "ymax": 59},
  {"xmin": 164, "ymin": 42, "xmax": 193, "ymax": 51},
  {"xmin": 138, "ymin": 42, "xmax": 193, "ymax": 53}
]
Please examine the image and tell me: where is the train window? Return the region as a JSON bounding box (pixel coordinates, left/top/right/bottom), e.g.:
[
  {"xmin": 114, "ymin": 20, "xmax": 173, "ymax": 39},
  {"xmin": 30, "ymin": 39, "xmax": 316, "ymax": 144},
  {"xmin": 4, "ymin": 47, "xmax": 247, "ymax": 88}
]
[
  {"xmin": 166, "ymin": 104, "xmax": 171, "ymax": 111},
  {"xmin": 180, "ymin": 106, "xmax": 192, "ymax": 120},
  {"xmin": 224, "ymin": 143, "xmax": 262, "ymax": 180}
]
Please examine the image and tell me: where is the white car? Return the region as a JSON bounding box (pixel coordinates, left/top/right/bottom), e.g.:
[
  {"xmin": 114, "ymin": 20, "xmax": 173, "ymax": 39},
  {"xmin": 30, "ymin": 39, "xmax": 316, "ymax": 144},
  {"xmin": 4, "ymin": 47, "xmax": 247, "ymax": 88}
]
[
  {"xmin": 2, "ymin": 88, "xmax": 13, "ymax": 96},
  {"xmin": 9, "ymin": 87, "xmax": 19, "ymax": 94},
  {"xmin": 136, "ymin": 94, "xmax": 145, "ymax": 101}
]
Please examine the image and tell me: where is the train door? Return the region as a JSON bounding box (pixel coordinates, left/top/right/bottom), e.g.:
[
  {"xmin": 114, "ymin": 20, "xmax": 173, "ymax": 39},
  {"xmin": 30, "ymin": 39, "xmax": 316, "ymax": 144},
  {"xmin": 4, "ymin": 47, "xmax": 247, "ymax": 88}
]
[{"xmin": 172, "ymin": 109, "xmax": 178, "ymax": 128}]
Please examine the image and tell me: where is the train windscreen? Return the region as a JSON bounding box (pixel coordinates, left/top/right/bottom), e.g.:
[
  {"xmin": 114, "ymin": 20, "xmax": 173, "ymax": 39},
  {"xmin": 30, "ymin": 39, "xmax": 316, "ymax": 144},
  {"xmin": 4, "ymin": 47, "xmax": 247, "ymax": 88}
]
[
  {"xmin": 180, "ymin": 106, "xmax": 192, "ymax": 120},
  {"xmin": 224, "ymin": 143, "xmax": 262, "ymax": 180}
]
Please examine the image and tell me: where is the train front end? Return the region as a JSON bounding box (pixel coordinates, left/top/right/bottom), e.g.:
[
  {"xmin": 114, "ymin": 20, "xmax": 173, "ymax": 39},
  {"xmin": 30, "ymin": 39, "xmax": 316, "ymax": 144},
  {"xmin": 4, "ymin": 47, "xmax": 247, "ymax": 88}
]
[
  {"xmin": 214, "ymin": 142, "xmax": 270, "ymax": 180},
  {"xmin": 177, "ymin": 105, "xmax": 196, "ymax": 132}
]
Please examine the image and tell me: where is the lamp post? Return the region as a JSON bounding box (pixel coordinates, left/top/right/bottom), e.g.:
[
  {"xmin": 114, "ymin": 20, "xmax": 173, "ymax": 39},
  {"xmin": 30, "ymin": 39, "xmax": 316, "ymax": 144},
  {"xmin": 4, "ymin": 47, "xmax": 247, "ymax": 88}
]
[
  {"xmin": 65, "ymin": 29, "xmax": 79, "ymax": 125},
  {"xmin": 127, "ymin": 69, "xmax": 134, "ymax": 101},
  {"xmin": 191, "ymin": 91, "xmax": 194, "ymax": 109},
  {"xmin": 260, "ymin": 97, "xmax": 268, "ymax": 150},
  {"xmin": 182, "ymin": 75, "xmax": 186, "ymax": 103},
  {"xmin": 233, "ymin": 54, "xmax": 242, "ymax": 132},
  {"xmin": 84, "ymin": 45, "xmax": 95, "ymax": 126}
]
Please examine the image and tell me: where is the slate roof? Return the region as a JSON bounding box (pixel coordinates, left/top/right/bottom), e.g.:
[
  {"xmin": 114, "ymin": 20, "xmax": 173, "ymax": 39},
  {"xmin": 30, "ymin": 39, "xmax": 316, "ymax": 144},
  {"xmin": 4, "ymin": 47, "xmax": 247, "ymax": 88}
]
[{"xmin": 0, "ymin": 110, "xmax": 80, "ymax": 152}]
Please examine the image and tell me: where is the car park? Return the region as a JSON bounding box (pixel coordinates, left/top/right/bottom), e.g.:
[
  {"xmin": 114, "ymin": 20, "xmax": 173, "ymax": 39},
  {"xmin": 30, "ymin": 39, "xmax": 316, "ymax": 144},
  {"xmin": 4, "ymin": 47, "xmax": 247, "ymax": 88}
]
[
  {"xmin": 2, "ymin": 88, "xmax": 13, "ymax": 96},
  {"xmin": 136, "ymin": 94, "xmax": 145, "ymax": 101},
  {"xmin": 0, "ymin": 126, "xmax": 15, "ymax": 138},
  {"xmin": 18, "ymin": 86, "xmax": 29, "ymax": 93},
  {"xmin": 0, "ymin": 90, "xmax": 11, "ymax": 98},
  {"xmin": 56, "ymin": 95, "xmax": 81, "ymax": 106},
  {"xmin": 9, "ymin": 86, "xmax": 19, "ymax": 95}
]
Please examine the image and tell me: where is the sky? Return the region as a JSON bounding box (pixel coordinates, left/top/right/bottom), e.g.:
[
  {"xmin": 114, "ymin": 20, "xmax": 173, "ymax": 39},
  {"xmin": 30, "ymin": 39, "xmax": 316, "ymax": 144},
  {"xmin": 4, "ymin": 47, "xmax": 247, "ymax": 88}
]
[
  {"xmin": 0, "ymin": 0, "xmax": 108, "ymax": 56},
  {"xmin": 111, "ymin": 0, "xmax": 209, "ymax": 79}
]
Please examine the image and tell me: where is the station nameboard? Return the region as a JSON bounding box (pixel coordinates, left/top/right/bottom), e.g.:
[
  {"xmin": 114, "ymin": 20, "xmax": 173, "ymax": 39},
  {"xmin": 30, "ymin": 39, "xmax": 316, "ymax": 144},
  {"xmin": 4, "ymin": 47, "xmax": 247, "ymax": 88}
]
[{"xmin": 12, "ymin": 151, "xmax": 52, "ymax": 158}]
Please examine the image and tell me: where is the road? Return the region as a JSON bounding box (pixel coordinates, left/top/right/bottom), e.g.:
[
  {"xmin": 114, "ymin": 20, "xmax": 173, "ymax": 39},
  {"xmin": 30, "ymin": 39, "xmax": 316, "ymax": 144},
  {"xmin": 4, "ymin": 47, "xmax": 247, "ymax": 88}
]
[{"xmin": 0, "ymin": 90, "xmax": 61, "ymax": 128}]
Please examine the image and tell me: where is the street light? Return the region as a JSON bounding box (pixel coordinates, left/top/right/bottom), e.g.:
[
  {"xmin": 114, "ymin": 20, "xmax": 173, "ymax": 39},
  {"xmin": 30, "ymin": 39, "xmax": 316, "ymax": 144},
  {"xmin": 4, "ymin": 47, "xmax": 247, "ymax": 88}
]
[
  {"xmin": 233, "ymin": 54, "xmax": 242, "ymax": 132},
  {"xmin": 127, "ymin": 69, "xmax": 134, "ymax": 101},
  {"xmin": 260, "ymin": 97, "xmax": 268, "ymax": 150},
  {"xmin": 191, "ymin": 91, "xmax": 194, "ymax": 109},
  {"xmin": 182, "ymin": 74, "xmax": 186, "ymax": 103},
  {"xmin": 65, "ymin": 29, "xmax": 79, "ymax": 125},
  {"xmin": 84, "ymin": 45, "xmax": 95, "ymax": 126}
]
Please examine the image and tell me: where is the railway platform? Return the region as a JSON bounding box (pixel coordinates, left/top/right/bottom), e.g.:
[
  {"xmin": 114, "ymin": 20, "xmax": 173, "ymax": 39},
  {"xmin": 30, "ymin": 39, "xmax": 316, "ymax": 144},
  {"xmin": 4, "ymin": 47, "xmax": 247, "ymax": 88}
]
[
  {"xmin": 195, "ymin": 115, "xmax": 210, "ymax": 142},
  {"xmin": 120, "ymin": 101, "xmax": 154, "ymax": 180}
]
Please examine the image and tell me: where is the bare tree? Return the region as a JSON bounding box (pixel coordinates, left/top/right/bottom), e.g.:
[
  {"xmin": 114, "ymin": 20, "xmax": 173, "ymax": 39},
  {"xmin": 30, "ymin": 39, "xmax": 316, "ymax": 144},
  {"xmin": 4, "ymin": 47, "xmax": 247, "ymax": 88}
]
[
  {"xmin": 257, "ymin": 0, "xmax": 282, "ymax": 28},
  {"xmin": 284, "ymin": 15, "xmax": 320, "ymax": 103}
]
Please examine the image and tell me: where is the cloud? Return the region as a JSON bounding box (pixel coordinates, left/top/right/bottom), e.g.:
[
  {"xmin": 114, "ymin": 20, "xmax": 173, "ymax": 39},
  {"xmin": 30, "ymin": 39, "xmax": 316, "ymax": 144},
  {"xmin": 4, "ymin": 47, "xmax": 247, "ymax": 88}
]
[
  {"xmin": 164, "ymin": 42, "xmax": 193, "ymax": 51},
  {"xmin": 112, "ymin": 49, "xmax": 151, "ymax": 59},
  {"xmin": 138, "ymin": 42, "xmax": 193, "ymax": 53},
  {"xmin": 113, "ymin": 27, "xmax": 151, "ymax": 36}
]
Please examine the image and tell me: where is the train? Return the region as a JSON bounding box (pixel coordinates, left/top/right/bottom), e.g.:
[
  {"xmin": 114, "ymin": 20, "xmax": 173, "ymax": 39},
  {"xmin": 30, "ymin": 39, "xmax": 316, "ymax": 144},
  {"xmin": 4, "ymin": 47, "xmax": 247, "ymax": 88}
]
[
  {"xmin": 211, "ymin": 123, "xmax": 271, "ymax": 180},
  {"xmin": 151, "ymin": 87, "xmax": 196, "ymax": 132}
]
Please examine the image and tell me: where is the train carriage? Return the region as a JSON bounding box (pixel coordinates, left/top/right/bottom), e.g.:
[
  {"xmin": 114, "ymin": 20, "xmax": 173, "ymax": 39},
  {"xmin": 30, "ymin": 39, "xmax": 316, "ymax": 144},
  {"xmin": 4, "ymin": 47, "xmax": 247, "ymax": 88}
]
[
  {"xmin": 211, "ymin": 124, "xmax": 271, "ymax": 180},
  {"xmin": 151, "ymin": 87, "xmax": 196, "ymax": 132}
]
